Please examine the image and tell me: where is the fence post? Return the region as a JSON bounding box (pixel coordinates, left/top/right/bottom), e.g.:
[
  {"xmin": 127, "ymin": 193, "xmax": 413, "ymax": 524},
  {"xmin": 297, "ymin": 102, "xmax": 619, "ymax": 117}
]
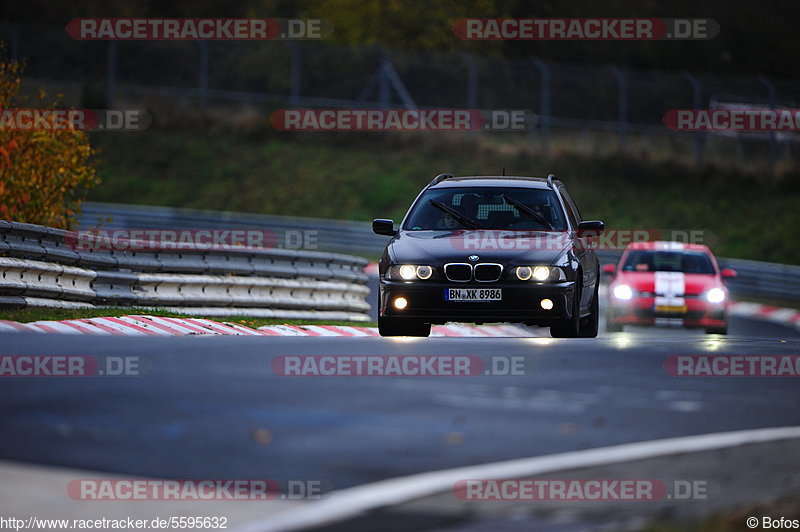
[
  {"xmin": 195, "ymin": 40, "xmax": 209, "ymax": 108},
  {"xmin": 531, "ymin": 58, "xmax": 551, "ymax": 152},
  {"xmin": 106, "ymin": 40, "xmax": 117, "ymax": 108},
  {"xmin": 610, "ymin": 66, "xmax": 628, "ymax": 152},
  {"xmin": 681, "ymin": 70, "xmax": 704, "ymax": 166},
  {"xmin": 378, "ymin": 57, "xmax": 390, "ymax": 109},
  {"xmin": 286, "ymin": 41, "xmax": 301, "ymax": 106},
  {"xmin": 462, "ymin": 53, "xmax": 478, "ymax": 136},
  {"xmin": 758, "ymin": 74, "xmax": 777, "ymax": 168},
  {"xmin": 0, "ymin": 23, "xmax": 19, "ymax": 60}
]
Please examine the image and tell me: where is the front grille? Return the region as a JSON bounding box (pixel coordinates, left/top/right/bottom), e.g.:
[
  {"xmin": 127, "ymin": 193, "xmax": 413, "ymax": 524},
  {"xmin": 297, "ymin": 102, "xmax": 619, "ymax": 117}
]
[
  {"xmin": 445, "ymin": 263, "xmax": 472, "ymax": 282},
  {"xmin": 474, "ymin": 263, "xmax": 503, "ymax": 282}
]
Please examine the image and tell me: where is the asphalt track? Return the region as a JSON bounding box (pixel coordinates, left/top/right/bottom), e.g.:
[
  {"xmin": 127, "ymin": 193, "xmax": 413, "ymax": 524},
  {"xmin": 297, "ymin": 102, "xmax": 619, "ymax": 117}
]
[{"xmin": 0, "ymin": 315, "xmax": 798, "ymax": 494}]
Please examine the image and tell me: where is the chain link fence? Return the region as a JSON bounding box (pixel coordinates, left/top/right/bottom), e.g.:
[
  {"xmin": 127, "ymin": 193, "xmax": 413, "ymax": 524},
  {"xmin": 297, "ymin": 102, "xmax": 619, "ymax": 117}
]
[{"xmin": 3, "ymin": 22, "xmax": 799, "ymax": 167}]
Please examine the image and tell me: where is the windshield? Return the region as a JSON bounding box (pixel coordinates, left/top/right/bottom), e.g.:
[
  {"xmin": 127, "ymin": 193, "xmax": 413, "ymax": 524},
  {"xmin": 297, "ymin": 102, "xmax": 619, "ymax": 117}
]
[
  {"xmin": 622, "ymin": 250, "xmax": 716, "ymax": 274},
  {"xmin": 403, "ymin": 187, "xmax": 568, "ymax": 231}
]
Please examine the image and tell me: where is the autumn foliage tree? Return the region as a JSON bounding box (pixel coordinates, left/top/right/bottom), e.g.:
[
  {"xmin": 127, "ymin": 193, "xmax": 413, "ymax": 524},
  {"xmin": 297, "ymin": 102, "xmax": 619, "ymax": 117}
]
[{"xmin": 0, "ymin": 53, "xmax": 99, "ymax": 229}]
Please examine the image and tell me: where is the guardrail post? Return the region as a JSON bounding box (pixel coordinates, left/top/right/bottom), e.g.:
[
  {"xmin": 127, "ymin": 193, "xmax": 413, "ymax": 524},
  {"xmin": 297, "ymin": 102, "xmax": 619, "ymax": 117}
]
[
  {"xmin": 531, "ymin": 58, "xmax": 551, "ymax": 152},
  {"xmin": 610, "ymin": 66, "xmax": 628, "ymax": 152},
  {"xmin": 681, "ymin": 70, "xmax": 704, "ymax": 167}
]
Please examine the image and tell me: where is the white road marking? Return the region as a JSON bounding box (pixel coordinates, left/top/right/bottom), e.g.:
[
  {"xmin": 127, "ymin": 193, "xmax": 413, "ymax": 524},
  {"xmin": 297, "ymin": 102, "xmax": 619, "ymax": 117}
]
[{"xmin": 233, "ymin": 426, "xmax": 800, "ymax": 532}]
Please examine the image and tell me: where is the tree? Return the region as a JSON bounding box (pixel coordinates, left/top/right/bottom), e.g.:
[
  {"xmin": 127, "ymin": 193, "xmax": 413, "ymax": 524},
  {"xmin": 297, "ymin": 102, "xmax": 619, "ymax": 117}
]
[{"xmin": 0, "ymin": 52, "xmax": 99, "ymax": 228}]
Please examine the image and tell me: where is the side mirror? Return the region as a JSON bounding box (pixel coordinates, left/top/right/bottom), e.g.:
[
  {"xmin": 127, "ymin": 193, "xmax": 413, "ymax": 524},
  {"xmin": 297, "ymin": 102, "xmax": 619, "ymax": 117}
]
[
  {"xmin": 372, "ymin": 219, "xmax": 396, "ymax": 237},
  {"xmin": 721, "ymin": 268, "xmax": 737, "ymax": 278},
  {"xmin": 601, "ymin": 263, "xmax": 616, "ymax": 275},
  {"xmin": 577, "ymin": 220, "xmax": 604, "ymax": 238},
  {"xmin": 578, "ymin": 221, "xmax": 605, "ymax": 231}
]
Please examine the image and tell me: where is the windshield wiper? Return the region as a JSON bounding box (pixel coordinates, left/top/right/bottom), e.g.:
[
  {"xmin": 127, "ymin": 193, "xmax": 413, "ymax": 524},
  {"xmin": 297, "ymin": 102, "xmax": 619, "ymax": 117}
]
[
  {"xmin": 502, "ymin": 195, "xmax": 554, "ymax": 231},
  {"xmin": 429, "ymin": 200, "xmax": 485, "ymax": 229}
]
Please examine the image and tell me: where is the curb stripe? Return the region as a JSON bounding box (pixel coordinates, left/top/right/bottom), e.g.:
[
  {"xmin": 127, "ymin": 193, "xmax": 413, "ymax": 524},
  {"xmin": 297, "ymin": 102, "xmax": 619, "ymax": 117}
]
[
  {"xmin": 184, "ymin": 318, "xmax": 254, "ymax": 335},
  {"xmin": 77, "ymin": 319, "xmax": 127, "ymax": 335},
  {"xmin": 100, "ymin": 317, "xmax": 162, "ymax": 336},
  {"xmin": 62, "ymin": 320, "xmax": 112, "ymax": 335},
  {"xmin": 123, "ymin": 316, "xmax": 186, "ymax": 336},
  {"xmin": 147, "ymin": 316, "xmax": 215, "ymax": 335},
  {"xmin": 0, "ymin": 320, "xmax": 37, "ymax": 332}
]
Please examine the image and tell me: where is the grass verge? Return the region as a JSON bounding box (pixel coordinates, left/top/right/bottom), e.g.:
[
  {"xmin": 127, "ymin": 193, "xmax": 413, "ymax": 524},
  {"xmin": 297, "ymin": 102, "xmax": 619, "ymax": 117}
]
[
  {"xmin": 87, "ymin": 128, "xmax": 800, "ymax": 265},
  {"xmin": 0, "ymin": 307, "xmax": 376, "ymax": 329},
  {"xmin": 635, "ymin": 494, "xmax": 800, "ymax": 531}
]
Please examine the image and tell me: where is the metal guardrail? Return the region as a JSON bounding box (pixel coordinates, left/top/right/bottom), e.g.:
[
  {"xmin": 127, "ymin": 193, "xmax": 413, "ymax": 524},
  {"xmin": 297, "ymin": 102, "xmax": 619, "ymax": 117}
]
[
  {"xmin": 0, "ymin": 219, "xmax": 371, "ymax": 321},
  {"xmin": 79, "ymin": 202, "xmax": 385, "ymax": 257},
  {"xmin": 78, "ymin": 203, "xmax": 800, "ymax": 303}
]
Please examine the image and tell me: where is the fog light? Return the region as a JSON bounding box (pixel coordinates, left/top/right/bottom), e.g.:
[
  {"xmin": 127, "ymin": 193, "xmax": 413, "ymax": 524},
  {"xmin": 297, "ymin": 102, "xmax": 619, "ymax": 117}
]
[
  {"xmin": 393, "ymin": 297, "xmax": 408, "ymax": 310},
  {"xmin": 540, "ymin": 298, "xmax": 554, "ymax": 310}
]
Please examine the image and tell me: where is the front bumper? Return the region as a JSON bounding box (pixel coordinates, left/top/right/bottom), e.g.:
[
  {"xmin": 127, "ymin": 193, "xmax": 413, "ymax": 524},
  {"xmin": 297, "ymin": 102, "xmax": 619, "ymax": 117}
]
[
  {"xmin": 607, "ymin": 296, "xmax": 727, "ymax": 328},
  {"xmin": 380, "ymin": 279, "xmax": 577, "ymax": 325}
]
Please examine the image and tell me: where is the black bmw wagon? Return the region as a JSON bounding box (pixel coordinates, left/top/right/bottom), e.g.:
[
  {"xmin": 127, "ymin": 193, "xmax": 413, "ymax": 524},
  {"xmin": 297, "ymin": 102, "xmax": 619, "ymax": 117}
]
[{"xmin": 373, "ymin": 174, "xmax": 604, "ymax": 338}]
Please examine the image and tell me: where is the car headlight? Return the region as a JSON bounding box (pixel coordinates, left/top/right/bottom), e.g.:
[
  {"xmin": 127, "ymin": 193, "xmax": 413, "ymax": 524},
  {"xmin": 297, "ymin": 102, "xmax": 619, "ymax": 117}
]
[
  {"xmin": 613, "ymin": 284, "xmax": 633, "ymax": 300},
  {"xmin": 515, "ymin": 266, "xmax": 565, "ymax": 282},
  {"xmin": 706, "ymin": 287, "xmax": 726, "ymax": 303},
  {"xmin": 399, "ymin": 265, "xmax": 416, "ymax": 280},
  {"xmin": 390, "ymin": 265, "xmax": 434, "ymax": 281},
  {"xmin": 415, "ymin": 265, "xmax": 433, "ymax": 279}
]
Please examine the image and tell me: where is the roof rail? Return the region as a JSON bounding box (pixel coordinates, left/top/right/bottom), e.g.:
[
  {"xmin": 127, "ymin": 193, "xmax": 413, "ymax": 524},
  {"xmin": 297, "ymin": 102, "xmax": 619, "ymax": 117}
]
[
  {"xmin": 547, "ymin": 174, "xmax": 556, "ymax": 189},
  {"xmin": 429, "ymin": 173, "xmax": 454, "ymax": 187}
]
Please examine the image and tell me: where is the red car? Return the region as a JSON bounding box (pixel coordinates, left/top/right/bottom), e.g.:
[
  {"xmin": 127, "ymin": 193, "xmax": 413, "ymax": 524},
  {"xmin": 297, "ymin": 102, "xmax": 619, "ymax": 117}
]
[{"xmin": 603, "ymin": 241, "xmax": 737, "ymax": 334}]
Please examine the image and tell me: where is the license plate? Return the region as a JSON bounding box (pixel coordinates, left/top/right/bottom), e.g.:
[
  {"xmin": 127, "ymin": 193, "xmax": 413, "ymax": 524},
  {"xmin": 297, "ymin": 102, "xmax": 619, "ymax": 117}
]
[
  {"xmin": 654, "ymin": 304, "xmax": 687, "ymax": 313},
  {"xmin": 444, "ymin": 288, "xmax": 502, "ymax": 302}
]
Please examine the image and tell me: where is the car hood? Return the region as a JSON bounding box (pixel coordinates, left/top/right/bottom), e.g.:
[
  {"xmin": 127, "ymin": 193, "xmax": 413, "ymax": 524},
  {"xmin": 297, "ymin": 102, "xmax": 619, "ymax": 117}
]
[
  {"xmin": 387, "ymin": 230, "xmax": 571, "ymax": 265},
  {"xmin": 614, "ymin": 271, "xmax": 722, "ymax": 295}
]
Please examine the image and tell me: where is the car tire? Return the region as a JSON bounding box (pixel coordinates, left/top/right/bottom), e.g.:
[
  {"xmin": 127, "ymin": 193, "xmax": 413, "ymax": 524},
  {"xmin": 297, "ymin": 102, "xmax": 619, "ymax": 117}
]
[
  {"xmin": 550, "ymin": 283, "xmax": 581, "ymax": 338},
  {"xmin": 378, "ymin": 316, "xmax": 431, "ymax": 337},
  {"xmin": 705, "ymin": 326, "xmax": 728, "ymax": 335},
  {"xmin": 578, "ymin": 282, "xmax": 599, "ymax": 338}
]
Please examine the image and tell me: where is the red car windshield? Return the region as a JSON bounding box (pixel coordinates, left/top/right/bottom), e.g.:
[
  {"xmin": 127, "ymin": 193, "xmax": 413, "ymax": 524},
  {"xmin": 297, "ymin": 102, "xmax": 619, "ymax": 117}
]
[{"xmin": 622, "ymin": 250, "xmax": 716, "ymax": 274}]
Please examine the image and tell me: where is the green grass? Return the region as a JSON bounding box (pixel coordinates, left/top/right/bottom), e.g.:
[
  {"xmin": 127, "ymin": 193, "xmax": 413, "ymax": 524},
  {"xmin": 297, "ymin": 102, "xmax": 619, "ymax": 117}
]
[
  {"xmin": 635, "ymin": 494, "xmax": 800, "ymax": 531},
  {"xmin": 0, "ymin": 307, "xmax": 375, "ymax": 329},
  {"xmin": 87, "ymin": 128, "xmax": 800, "ymax": 265}
]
